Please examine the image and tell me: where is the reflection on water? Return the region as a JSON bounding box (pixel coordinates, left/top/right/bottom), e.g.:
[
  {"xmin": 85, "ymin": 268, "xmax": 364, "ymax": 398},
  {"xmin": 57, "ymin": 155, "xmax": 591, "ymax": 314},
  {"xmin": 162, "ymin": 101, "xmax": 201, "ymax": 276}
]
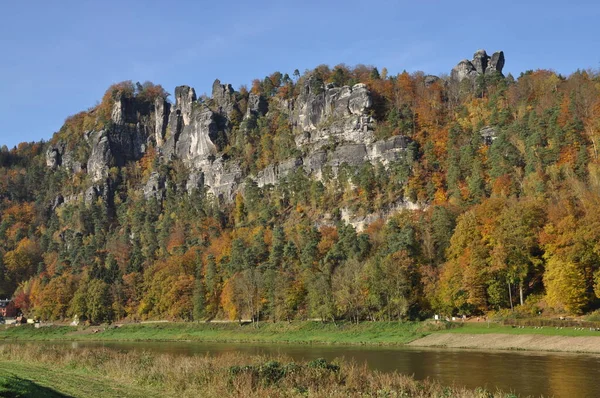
[{"xmin": 34, "ymin": 340, "xmax": 600, "ymax": 397}]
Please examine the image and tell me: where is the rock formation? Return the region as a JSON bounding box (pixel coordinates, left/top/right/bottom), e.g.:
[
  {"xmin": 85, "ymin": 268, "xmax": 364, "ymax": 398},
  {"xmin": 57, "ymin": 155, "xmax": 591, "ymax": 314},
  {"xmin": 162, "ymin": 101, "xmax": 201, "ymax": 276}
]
[
  {"xmin": 45, "ymin": 50, "xmax": 504, "ymax": 208},
  {"xmin": 451, "ymin": 49, "xmax": 505, "ymax": 83},
  {"xmin": 212, "ymin": 79, "xmax": 239, "ymax": 119},
  {"xmin": 245, "ymin": 93, "xmax": 268, "ymax": 119}
]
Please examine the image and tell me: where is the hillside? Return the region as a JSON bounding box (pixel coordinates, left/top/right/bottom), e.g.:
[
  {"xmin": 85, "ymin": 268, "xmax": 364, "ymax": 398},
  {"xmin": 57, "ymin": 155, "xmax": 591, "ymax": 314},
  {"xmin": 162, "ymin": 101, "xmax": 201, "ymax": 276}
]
[{"xmin": 1, "ymin": 49, "xmax": 600, "ymax": 323}]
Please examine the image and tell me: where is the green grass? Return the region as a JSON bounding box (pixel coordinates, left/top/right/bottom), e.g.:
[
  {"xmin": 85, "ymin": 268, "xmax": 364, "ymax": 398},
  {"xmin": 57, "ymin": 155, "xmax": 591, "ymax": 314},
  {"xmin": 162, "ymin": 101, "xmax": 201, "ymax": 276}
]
[
  {"xmin": 437, "ymin": 322, "xmax": 600, "ymax": 337},
  {"xmin": 0, "ymin": 362, "xmax": 154, "ymax": 398},
  {"xmin": 0, "ymin": 321, "xmax": 441, "ymax": 345},
  {"xmin": 1, "ymin": 320, "xmax": 598, "ymax": 347},
  {"xmin": 0, "ymin": 372, "xmax": 69, "ymax": 398}
]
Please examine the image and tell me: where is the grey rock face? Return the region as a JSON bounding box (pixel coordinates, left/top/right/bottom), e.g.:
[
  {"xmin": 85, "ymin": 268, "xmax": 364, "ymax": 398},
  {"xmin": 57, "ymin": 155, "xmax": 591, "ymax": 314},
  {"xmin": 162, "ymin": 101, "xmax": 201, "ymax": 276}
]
[
  {"xmin": 330, "ymin": 144, "xmax": 368, "ymax": 168},
  {"xmin": 45, "ymin": 142, "xmax": 85, "ymax": 173},
  {"xmin": 212, "ymin": 79, "xmax": 239, "ymax": 118},
  {"xmin": 173, "ymin": 86, "xmax": 196, "ymax": 125},
  {"xmin": 295, "ymin": 76, "xmax": 372, "ymax": 132},
  {"xmin": 163, "ymin": 109, "xmax": 183, "ymax": 159},
  {"xmin": 186, "ymin": 172, "xmax": 204, "ymax": 193},
  {"xmin": 107, "ymin": 127, "xmax": 148, "ymax": 166},
  {"xmin": 256, "ymin": 158, "xmax": 303, "ymax": 187},
  {"xmin": 424, "ymin": 75, "xmax": 441, "ymax": 87},
  {"xmin": 160, "ymin": 86, "xmax": 221, "ymax": 166},
  {"xmin": 46, "ymin": 73, "xmax": 411, "ymax": 205},
  {"xmin": 303, "ymin": 151, "xmax": 328, "ymax": 178},
  {"xmin": 480, "ymin": 126, "xmax": 498, "ymax": 145},
  {"xmin": 83, "ymin": 94, "xmax": 159, "ymax": 182},
  {"xmin": 347, "ymin": 83, "xmax": 372, "ymax": 115},
  {"xmin": 84, "ymin": 186, "xmax": 98, "ymax": 204},
  {"xmin": 370, "ymin": 135, "xmax": 409, "ymax": 163},
  {"xmin": 340, "ymin": 199, "xmax": 422, "ymax": 232},
  {"xmin": 486, "ymin": 51, "xmax": 505, "ymax": 75},
  {"xmin": 175, "ymin": 104, "xmax": 218, "ymax": 165},
  {"xmin": 451, "ymin": 50, "xmax": 505, "ymax": 83},
  {"xmin": 472, "ymin": 49, "xmax": 488, "ymax": 75},
  {"xmin": 87, "ymin": 130, "xmax": 113, "ymax": 182},
  {"xmin": 451, "ymin": 59, "xmax": 478, "ymax": 82},
  {"xmin": 46, "ymin": 146, "xmax": 61, "ymax": 169},
  {"xmin": 245, "ymin": 93, "xmax": 268, "ymax": 119},
  {"xmin": 143, "ymin": 172, "xmax": 165, "ymax": 200},
  {"xmin": 155, "ymin": 98, "xmax": 170, "ymax": 147},
  {"xmin": 83, "ymin": 184, "xmax": 111, "ymax": 205},
  {"xmin": 293, "ymin": 78, "xmax": 374, "ymax": 152},
  {"xmin": 255, "ymin": 133, "xmax": 409, "ymax": 187},
  {"xmin": 201, "ymin": 158, "xmax": 243, "ymax": 202}
]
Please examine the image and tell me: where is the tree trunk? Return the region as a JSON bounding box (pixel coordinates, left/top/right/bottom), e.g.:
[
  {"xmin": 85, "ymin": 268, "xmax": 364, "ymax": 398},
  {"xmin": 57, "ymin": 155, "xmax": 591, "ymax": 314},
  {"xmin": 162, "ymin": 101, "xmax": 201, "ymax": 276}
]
[
  {"xmin": 508, "ymin": 281, "xmax": 514, "ymax": 311},
  {"xmin": 519, "ymin": 282, "xmax": 524, "ymax": 306}
]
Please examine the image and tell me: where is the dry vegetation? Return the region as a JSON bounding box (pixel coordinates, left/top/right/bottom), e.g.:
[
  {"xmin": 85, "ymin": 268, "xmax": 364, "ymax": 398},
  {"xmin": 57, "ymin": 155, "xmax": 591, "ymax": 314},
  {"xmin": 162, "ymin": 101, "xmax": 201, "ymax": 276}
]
[{"xmin": 0, "ymin": 343, "xmax": 517, "ymax": 397}]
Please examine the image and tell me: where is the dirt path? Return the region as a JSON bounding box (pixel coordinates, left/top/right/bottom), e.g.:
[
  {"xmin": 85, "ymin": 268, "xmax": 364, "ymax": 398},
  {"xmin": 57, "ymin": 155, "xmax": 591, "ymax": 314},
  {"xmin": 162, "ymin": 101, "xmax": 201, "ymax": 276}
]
[{"xmin": 409, "ymin": 333, "xmax": 600, "ymax": 354}]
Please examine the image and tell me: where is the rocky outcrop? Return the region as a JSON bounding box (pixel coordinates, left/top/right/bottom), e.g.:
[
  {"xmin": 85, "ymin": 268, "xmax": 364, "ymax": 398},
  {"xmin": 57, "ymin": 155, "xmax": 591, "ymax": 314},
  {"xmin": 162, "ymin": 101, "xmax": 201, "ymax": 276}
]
[
  {"xmin": 295, "ymin": 77, "xmax": 372, "ymax": 131},
  {"xmin": 175, "ymin": 104, "xmax": 219, "ymax": 165},
  {"xmin": 302, "ymin": 151, "xmax": 327, "ymax": 179},
  {"xmin": 47, "ymin": 50, "xmax": 504, "ymax": 206},
  {"xmin": 46, "ymin": 146, "xmax": 61, "ymax": 169},
  {"xmin": 486, "ymin": 52, "xmax": 505, "ymax": 75},
  {"xmin": 201, "ymin": 158, "xmax": 243, "ymax": 202},
  {"xmin": 256, "ymin": 135, "xmax": 410, "ymax": 187},
  {"xmin": 256, "ymin": 158, "xmax": 303, "ymax": 187},
  {"xmin": 87, "ymin": 130, "xmax": 113, "ymax": 182},
  {"xmin": 370, "ymin": 135, "xmax": 409, "ymax": 163},
  {"xmin": 292, "ymin": 77, "xmax": 374, "ymax": 151},
  {"xmin": 154, "ymin": 98, "xmax": 170, "ymax": 147},
  {"xmin": 424, "ymin": 75, "xmax": 441, "ymax": 87},
  {"xmin": 212, "ymin": 79, "xmax": 239, "ymax": 119},
  {"xmin": 451, "ymin": 50, "xmax": 505, "ymax": 83},
  {"xmin": 143, "ymin": 172, "xmax": 165, "ymax": 200},
  {"xmin": 84, "ymin": 93, "xmax": 164, "ymax": 182},
  {"xmin": 186, "ymin": 172, "xmax": 204, "ymax": 193},
  {"xmin": 480, "ymin": 126, "xmax": 498, "ymax": 145},
  {"xmin": 344, "ymin": 201, "xmax": 423, "ymax": 232},
  {"xmin": 173, "ymin": 86, "xmax": 196, "ymax": 125},
  {"xmin": 45, "ymin": 142, "xmax": 85, "ymax": 173},
  {"xmin": 45, "ymin": 76, "xmax": 404, "ymax": 205},
  {"xmin": 84, "ymin": 183, "xmax": 111, "ymax": 205},
  {"xmin": 245, "ymin": 93, "xmax": 268, "ymax": 119},
  {"xmin": 161, "ymin": 85, "xmax": 222, "ymax": 167}
]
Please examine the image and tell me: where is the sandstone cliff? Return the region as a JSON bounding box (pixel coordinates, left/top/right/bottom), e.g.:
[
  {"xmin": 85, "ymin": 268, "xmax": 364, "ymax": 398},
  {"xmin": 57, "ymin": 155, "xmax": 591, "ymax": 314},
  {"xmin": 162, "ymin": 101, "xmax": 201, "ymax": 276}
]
[{"xmin": 45, "ymin": 49, "xmax": 503, "ymax": 208}]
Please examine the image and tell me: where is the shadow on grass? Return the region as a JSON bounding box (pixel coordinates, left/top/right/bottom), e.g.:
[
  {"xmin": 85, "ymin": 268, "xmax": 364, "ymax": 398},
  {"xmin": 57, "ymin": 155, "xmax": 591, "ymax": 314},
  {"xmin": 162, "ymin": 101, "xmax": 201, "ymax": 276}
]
[{"xmin": 0, "ymin": 374, "xmax": 72, "ymax": 398}]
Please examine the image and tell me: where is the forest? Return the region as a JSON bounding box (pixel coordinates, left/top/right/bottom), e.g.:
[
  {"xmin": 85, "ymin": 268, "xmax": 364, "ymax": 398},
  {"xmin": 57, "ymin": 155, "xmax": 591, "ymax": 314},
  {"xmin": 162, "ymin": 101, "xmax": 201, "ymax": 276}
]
[{"xmin": 1, "ymin": 61, "xmax": 600, "ymax": 324}]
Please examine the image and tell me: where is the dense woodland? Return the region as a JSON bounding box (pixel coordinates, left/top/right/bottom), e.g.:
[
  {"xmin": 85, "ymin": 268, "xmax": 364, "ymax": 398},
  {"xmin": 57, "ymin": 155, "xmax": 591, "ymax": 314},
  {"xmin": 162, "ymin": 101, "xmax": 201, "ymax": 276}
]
[{"xmin": 2, "ymin": 63, "xmax": 600, "ymax": 324}]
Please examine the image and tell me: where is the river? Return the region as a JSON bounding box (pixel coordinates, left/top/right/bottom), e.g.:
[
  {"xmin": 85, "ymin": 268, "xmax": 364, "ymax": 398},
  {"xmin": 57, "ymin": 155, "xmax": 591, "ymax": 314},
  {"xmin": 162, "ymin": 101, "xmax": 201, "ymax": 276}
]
[{"xmin": 48, "ymin": 341, "xmax": 600, "ymax": 397}]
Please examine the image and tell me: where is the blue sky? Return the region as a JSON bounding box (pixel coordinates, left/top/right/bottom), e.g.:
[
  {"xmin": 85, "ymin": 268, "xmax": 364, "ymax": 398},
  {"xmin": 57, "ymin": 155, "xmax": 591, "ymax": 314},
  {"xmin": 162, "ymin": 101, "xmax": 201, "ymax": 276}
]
[{"xmin": 1, "ymin": 0, "xmax": 599, "ymax": 148}]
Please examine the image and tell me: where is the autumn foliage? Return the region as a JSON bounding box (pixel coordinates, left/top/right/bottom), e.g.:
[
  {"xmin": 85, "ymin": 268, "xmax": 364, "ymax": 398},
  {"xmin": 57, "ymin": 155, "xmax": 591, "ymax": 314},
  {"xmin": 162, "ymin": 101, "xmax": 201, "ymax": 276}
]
[{"xmin": 2, "ymin": 63, "xmax": 600, "ymax": 324}]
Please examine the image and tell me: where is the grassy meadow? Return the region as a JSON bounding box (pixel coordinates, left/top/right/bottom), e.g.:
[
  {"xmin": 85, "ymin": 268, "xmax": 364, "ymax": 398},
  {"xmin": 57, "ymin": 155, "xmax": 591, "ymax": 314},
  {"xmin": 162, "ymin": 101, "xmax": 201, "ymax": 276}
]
[
  {"xmin": 2, "ymin": 319, "xmax": 600, "ymax": 348},
  {"xmin": 0, "ymin": 321, "xmax": 450, "ymax": 345}
]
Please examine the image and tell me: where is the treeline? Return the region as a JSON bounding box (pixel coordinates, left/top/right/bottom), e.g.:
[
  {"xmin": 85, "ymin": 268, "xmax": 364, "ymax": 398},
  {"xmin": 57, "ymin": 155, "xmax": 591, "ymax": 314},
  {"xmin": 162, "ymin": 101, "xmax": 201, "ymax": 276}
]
[{"xmin": 1, "ymin": 63, "xmax": 600, "ymax": 324}]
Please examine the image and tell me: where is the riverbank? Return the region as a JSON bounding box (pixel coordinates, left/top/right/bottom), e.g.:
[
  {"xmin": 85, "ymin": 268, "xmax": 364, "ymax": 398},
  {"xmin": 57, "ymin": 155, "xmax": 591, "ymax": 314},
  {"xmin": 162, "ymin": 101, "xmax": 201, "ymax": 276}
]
[
  {"xmin": 0, "ymin": 343, "xmax": 514, "ymax": 398},
  {"xmin": 406, "ymin": 322, "xmax": 600, "ymax": 354},
  {"xmin": 2, "ymin": 320, "xmax": 600, "ymax": 354},
  {"xmin": 0, "ymin": 321, "xmax": 445, "ymax": 345},
  {"xmin": 410, "ymin": 333, "xmax": 600, "ymax": 354}
]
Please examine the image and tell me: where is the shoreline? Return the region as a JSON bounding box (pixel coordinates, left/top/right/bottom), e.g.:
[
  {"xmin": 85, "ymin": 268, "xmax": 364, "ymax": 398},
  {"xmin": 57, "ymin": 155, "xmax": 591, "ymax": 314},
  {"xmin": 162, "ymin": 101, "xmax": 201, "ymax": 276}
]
[
  {"xmin": 2, "ymin": 321, "xmax": 600, "ymax": 355},
  {"xmin": 409, "ymin": 333, "xmax": 600, "ymax": 354}
]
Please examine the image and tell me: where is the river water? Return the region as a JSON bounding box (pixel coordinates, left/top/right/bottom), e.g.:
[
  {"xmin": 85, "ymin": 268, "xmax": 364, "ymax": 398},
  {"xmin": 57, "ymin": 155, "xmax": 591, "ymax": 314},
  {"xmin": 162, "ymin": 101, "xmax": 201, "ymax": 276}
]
[{"xmin": 45, "ymin": 341, "xmax": 600, "ymax": 397}]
